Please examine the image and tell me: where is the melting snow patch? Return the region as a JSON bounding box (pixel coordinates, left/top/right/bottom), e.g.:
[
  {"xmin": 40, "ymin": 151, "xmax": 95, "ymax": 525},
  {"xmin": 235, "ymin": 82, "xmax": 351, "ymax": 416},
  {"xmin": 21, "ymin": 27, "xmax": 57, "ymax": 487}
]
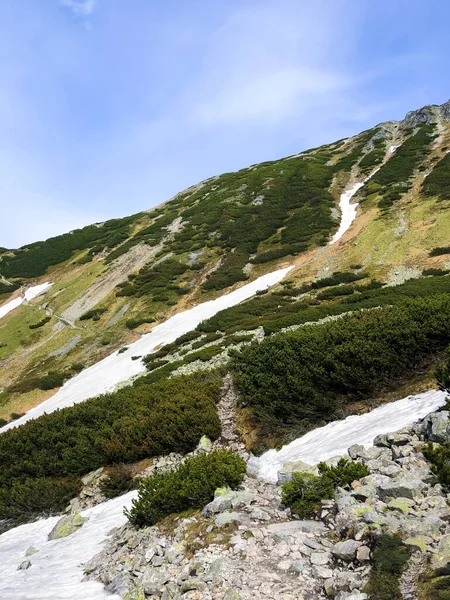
[
  {"xmin": 330, "ymin": 169, "xmax": 379, "ymax": 245},
  {"xmin": 2, "ymin": 267, "xmax": 292, "ymax": 431},
  {"xmin": 0, "ymin": 282, "xmax": 53, "ymax": 320},
  {"xmin": 249, "ymin": 390, "xmax": 447, "ymax": 482},
  {"xmin": 0, "ymin": 491, "xmax": 136, "ymax": 600}
]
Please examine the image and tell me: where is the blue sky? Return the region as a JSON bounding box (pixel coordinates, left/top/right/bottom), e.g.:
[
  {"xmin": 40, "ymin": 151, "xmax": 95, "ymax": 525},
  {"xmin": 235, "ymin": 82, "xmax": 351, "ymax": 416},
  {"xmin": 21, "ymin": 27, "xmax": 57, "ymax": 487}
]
[{"xmin": 1, "ymin": 0, "xmax": 450, "ymax": 248}]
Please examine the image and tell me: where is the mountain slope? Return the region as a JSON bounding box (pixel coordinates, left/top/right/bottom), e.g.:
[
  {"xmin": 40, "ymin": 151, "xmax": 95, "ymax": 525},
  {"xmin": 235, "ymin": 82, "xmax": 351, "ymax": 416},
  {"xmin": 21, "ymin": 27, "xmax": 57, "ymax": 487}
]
[{"xmin": 0, "ymin": 100, "xmax": 450, "ymax": 422}]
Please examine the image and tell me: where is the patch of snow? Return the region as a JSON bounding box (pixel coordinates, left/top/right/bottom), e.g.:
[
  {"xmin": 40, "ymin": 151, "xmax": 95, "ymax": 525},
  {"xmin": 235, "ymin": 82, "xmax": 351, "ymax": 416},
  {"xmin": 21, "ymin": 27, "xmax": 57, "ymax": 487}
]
[
  {"xmin": 0, "ymin": 491, "xmax": 136, "ymax": 600},
  {"xmin": 389, "ymin": 145, "xmax": 399, "ymax": 154},
  {"xmin": 0, "ymin": 282, "xmax": 53, "ymax": 320},
  {"xmin": 2, "ymin": 267, "xmax": 293, "ymax": 431},
  {"xmin": 329, "ymin": 170, "xmax": 379, "ymax": 245},
  {"xmin": 249, "ymin": 390, "xmax": 447, "ymax": 482}
]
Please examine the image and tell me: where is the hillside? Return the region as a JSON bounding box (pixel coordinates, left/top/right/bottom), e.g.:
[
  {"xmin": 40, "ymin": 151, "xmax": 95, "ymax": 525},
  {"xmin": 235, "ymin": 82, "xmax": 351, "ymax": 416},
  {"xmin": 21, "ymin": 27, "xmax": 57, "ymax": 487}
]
[
  {"xmin": 1, "ymin": 99, "xmax": 450, "ymax": 600},
  {"xmin": 1, "ymin": 100, "xmax": 450, "ymax": 422}
]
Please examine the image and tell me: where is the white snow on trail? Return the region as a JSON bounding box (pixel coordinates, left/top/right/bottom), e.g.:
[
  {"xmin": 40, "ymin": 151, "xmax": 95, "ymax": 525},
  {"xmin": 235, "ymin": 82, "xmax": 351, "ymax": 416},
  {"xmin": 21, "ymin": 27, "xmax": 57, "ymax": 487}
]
[
  {"xmin": 2, "ymin": 267, "xmax": 292, "ymax": 431},
  {"xmin": 330, "ymin": 170, "xmax": 379, "ymax": 245},
  {"xmin": 249, "ymin": 390, "xmax": 447, "ymax": 482},
  {"xmin": 0, "ymin": 282, "xmax": 53, "ymax": 320},
  {"xmin": 0, "ymin": 491, "xmax": 136, "ymax": 600}
]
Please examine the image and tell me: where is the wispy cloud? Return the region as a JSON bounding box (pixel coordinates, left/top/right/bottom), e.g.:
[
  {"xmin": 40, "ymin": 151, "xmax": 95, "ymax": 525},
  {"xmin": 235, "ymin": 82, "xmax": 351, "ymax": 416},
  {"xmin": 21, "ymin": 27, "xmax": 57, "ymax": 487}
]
[
  {"xmin": 187, "ymin": 2, "xmax": 360, "ymax": 128},
  {"xmin": 59, "ymin": 0, "xmax": 97, "ymax": 17}
]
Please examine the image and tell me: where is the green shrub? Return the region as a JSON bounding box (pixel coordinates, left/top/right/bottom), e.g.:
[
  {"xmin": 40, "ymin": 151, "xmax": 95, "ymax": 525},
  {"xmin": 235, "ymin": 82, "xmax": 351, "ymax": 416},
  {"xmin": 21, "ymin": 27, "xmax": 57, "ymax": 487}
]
[
  {"xmin": 70, "ymin": 362, "xmax": 85, "ymax": 372},
  {"xmin": 0, "ymin": 418, "xmax": 7, "ymax": 428},
  {"xmin": 422, "ymin": 152, "xmax": 450, "ymax": 201},
  {"xmin": 126, "ymin": 450, "xmax": 247, "ymax": 527},
  {"xmin": 0, "ymin": 372, "xmax": 221, "ymax": 522},
  {"xmin": 364, "ymin": 534, "xmax": 411, "ymax": 600},
  {"xmin": 183, "ymin": 344, "xmax": 224, "ymax": 364},
  {"xmin": 99, "ymin": 464, "xmax": 136, "ymax": 499},
  {"xmin": 436, "ymin": 346, "xmax": 450, "ymax": 394},
  {"xmin": 281, "ymin": 472, "xmax": 334, "ymax": 518},
  {"xmin": 0, "ymin": 476, "xmax": 81, "ymax": 524},
  {"xmin": 231, "ymin": 294, "xmax": 450, "ymax": 448},
  {"xmin": 80, "ymin": 307, "xmax": 107, "ymax": 321},
  {"xmin": 29, "ymin": 315, "xmax": 51, "ymax": 329},
  {"xmin": 424, "ymin": 441, "xmax": 450, "ymax": 487},
  {"xmin": 420, "ymin": 563, "xmax": 450, "ymax": 599},
  {"xmin": 430, "ymin": 247, "xmax": 450, "ymax": 257},
  {"xmin": 38, "ymin": 371, "xmax": 70, "ymax": 390},
  {"xmin": 423, "ymin": 268, "xmax": 450, "ymax": 276},
  {"xmin": 10, "ymin": 412, "xmax": 25, "ymax": 420},
  {"xmin": 281, "ymin": 458, "xmax": 369, "ymax": 518},
  {"xmin": 126, "ymin": 316, "xmax": 155, "ymax": 330}
]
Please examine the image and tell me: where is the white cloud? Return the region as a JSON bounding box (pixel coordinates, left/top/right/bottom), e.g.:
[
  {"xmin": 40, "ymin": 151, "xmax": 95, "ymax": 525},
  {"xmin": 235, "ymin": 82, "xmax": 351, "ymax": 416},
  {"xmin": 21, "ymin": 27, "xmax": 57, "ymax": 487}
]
[
  {"xmin": 186, "ymin": 1, "xmax": 361, "ymax": 128},
  {"xmin": 59, "ymin": 0, "xmax": 97, "ymax": 17},
  {"xmin": 194, "ymin": 67, "xmax": 350, "ymax": 126}
]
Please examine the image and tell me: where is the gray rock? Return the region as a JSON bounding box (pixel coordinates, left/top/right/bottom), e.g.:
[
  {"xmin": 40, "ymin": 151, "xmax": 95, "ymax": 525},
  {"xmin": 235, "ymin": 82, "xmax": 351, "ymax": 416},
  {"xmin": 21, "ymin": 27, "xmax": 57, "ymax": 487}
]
[
  {"xmin": 420, "ymin": 412, "xmax": 450, "ymax": 443},
  {"xmin": 196, "ymin": 435, "xmax": 212, "ymax": 452},
  {"xmin": 214, "ymin": 511, "xmax": 242, "ymax": 527},
  {"xmin": 376, "ymin": 478, "xmax": 425, "ymax": 501},
  {"xmin": 310, "ymin": 552, "xmax": 330, "ymax": 565},
  {"xmin": 265, "ymin": 520, "xmax": 327, "ymax": 535},
  {"xmin": 18, "ymin": 559, "xmax": 31, "ymax": 570},
  {"xmin": 348, "ymin": 444, "xmax": 365, "ymax": 459},
  {"xmin": 312, "ymin": 565, "xmax": 333, "ymax": 578},
  {"xmin": 332, "ymin": 539, "xmax": 362, "ymax": 561},
  {"xmin": 48, "ymin": 512, "xmax": 88, "ymax": 540},
  {"xmin": 356, "ymin": 545, "xmax": 371, "ymax": 562}
]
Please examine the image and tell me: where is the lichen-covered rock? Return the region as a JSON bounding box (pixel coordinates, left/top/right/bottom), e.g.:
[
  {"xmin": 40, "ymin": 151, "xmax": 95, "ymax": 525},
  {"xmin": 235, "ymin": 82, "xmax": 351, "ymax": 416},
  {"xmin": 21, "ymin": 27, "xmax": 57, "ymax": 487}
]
[
  {"xmin": 332, "ymin": 539, "xmax": 362, "ymax": 561},
  {"xmin": 18, "ymin": 559, "xmax": 31, "ymax": 571},
  {"xmin": 48, "ymin": 511, "xmax": 88, "ymax": 540},
  {"xmin": 420, "ymin": 411, "xmax": 450, "ymax": 443}
]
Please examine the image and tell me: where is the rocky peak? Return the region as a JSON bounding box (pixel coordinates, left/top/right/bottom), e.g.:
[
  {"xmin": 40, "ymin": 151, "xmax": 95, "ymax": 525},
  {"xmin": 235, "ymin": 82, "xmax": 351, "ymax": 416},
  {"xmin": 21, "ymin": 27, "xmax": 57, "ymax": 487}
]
[{"xmin": 403, "ymin": 99, "xmax": 450, "ymax": 126}]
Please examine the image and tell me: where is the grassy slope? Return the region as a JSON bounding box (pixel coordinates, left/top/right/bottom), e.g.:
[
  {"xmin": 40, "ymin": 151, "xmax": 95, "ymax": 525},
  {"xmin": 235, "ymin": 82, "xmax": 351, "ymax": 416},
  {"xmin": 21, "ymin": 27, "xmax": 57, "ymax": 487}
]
[{"xmin": 1, "ymin": 112, "xmax": 449, "ymax": 420}]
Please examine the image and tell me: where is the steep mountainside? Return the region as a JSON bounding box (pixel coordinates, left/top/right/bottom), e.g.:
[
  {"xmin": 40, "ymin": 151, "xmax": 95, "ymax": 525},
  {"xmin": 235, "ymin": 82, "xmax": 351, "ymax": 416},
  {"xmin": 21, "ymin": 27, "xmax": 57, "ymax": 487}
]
[{"xmin": 1, "ymin": 100, "xmax": 450, "ymax": 422}]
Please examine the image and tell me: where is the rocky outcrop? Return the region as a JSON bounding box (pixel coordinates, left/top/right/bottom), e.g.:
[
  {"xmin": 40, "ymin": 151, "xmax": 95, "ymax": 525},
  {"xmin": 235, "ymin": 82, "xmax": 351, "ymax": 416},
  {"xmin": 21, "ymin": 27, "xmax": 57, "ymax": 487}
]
[{"xmin": 83, "ymin": 407, "xmax": 450, "ymax": 599}]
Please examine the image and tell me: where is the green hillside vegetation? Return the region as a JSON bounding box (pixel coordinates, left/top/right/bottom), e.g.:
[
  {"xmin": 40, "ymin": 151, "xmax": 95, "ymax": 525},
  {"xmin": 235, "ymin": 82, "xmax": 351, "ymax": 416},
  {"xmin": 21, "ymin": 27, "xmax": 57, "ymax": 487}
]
[
  {"xmin": 422, "ymin": 151, "xmax": 450, "ymax": 200},
  {"xmin": 0, "ymin": 372, "xmax": 221, "ymax": 522},
  {"xmin": 0, "ymin": 214, "xmax": 141, "ymax": 278},
  {"xmin": 198, "ymin": 272, "xmax": 450, "ymax": 335},
  {"xmin": 362, "ymin": 124, "xmax": 437, "ymax": 210},
  {"xmin": 231, "ymin": 294, "xmax": 450, "ymax": 450}
]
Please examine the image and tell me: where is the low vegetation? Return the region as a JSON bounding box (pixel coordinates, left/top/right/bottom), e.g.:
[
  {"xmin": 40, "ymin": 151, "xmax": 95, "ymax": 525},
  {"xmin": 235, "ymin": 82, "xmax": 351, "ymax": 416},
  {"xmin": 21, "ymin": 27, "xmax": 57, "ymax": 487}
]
[
  {"xmin": 281, "ymin": 458, "xmax": 369, "ymax": 518},
  {"xmin": 126, "ymin": 450, "xmax": 247, "ymax": 527},
  {"xmin": 422, "ymin": 151, "xmax": 450, "ymax": 201},
  {"xmin": 0, "ymin": 373, "xmax": 221, "ymax": 522},
  {"xmin": 364, "ymin": 534, "xmax": 411, "ymax": 600},
  {"xmin": 99, "ymin": 464, "xmax": 136, "ymax": 499},
  {"xmin": 231, "ymin": 294, "xmax": 450, "ymax": 449}
]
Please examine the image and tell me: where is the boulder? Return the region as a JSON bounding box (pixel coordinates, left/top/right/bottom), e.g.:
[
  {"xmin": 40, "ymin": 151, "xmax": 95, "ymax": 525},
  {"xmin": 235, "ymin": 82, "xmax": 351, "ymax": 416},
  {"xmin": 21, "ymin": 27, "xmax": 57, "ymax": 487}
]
[
  {"xmin": 420, "ymin": 411, "xmax": 450, "ymax": 443},
  {"xmin": 387, "ymin": 498, "xmax": 415, "ymax": 514},
  {"xmin": 335, "ymin": 593, "xmax": 368, "ymax": 600},
  {"xmin": 332, "ymin": 539, "xmax": 362, "ymax": 561},
  {"xmin": 404, "ymin": 536, "xmax": 433, "ymax": 552},
  {"xmin": 348, "ymin": 444, "xmax": 365, "ymax": 459},
  {"xmin": 356, "ymin": 545, "xmax": 371, "ymax": 562},
  {"xmin": 214, "ymin": 511, "xmax": 242, "ymax": 527},
  {"xmin": 197, "ymin": 435, "xmax": 212, "ymax": 452},
  {"xmin": 48, "ymin": 511, "xmax": 88, "ymax": 540},
  {"xmin": 17, "ymin": 559, "xmax": 31, "ymax": 571},
  {"xmin": 376, "ymin": 478, "xmax": 425, "ymax": 501}
]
